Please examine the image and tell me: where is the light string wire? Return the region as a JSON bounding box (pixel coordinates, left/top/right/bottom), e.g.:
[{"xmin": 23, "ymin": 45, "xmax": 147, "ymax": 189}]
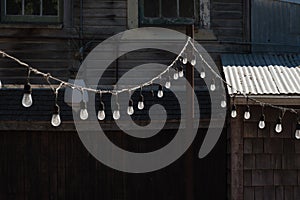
[
  {"xmin": 188, "ymin": 39, "xmax": 299, "ymax": 116},
  {"xmin": 0, "ymin": 37, "xmax": 299, "ymax": 116}
]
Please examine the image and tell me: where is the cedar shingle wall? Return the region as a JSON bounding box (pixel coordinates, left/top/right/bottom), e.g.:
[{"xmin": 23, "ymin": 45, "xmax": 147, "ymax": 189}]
[{"xmin": 231, "ymin": 105, "xmax": 300, "ymax": 200}]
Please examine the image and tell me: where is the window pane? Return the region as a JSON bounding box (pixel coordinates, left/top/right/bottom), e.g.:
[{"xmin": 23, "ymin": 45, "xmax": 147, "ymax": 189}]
[
  {"xmin": 161, "ymin": 0, "xmax": 177, "ymax": 17},
  {"xmin": 25, "ymin": 0, "xmax": 40, "ymax": 15},
  {"xmin": 6, "ymin": 0, "xmax": 22, "ymax": 15},
  {"xmin": 43, "ymin": 0, "xmax": 58, "ymax": 16},
  {"xmin": 144, "ymin": 0, "xmax": 159, "ymax": 17},
  {"xmin": 179, "ymin": 0, "xmax": 194, "ymax": 17}
]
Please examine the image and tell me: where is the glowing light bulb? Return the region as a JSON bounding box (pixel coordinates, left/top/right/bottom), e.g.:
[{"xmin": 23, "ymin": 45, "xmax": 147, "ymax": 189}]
[
  {"xmin": 200, "ymin": 70, "xmax": 206, "ymax": 79},
  {"xmin": 221, "ymin": 100, "xmax": 227, "ymax": 108},
  {"xmin": 113, "ymin": 110, "xmax": 120, "ymax": 120},
  {"xmin": 80, "ymin": 101, "xmax": 88, "ymax": 120},
  {"xmin": 191, "ymin": 55, "xmax": 196, "ymax": 66},
  {"xmin": 0, "ymin": 80, "xmax": 2, "ymax": 89},
  {"xmin": 275, "ymin": 117, "xmax": 283, "ymax": 133},
  {"xmin": 157, "ymin": 85, "xmax": 163, "ymax": 98},
  {"xmin": 210, "ymin": 80, "xmax": 216, "ymax": 91},
  {"xmin": 165, "ymin": 79, "xmax": 171, "ymax": 89},
  {"xmin": 179, "ymin": 68, "xmax": 184, "ymax": 78},
  {"xmin": 183, "ymin": 57, "xmax": 188, "ymax": 65},
  {"xmin": 97, "ymin": 102, "xmax": 105, "ymax": 120},
  {"xmin": 22, "ymin": 83, "xmax": 33, "ymax": 107},
  {"xmin": 138, "ymin": 95, "xmax": 144, "ymax": 110},
  {"xmin": 258, "ymin": 115, "xmax": 266, "ymax": 129},
  {"xmin": 231, "ymin": 105, "xmax": 237, "ymax": 118},
  {"xmin": 173, "ymin": 71, "xmax": 179, "ymax": 80},
  {"xmin": 295, "ymin": 121, "xmax": 300, "ymax": 139},
  {"xmin": 51, "ymin": 104, "xmax": 61, "ymax": 127},
  {"xmin": 244, "ymin": 106, "xmax": 251, "ymax": 120}
]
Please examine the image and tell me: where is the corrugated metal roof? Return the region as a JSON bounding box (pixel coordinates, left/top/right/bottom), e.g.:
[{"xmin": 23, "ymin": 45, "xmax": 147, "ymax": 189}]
[{"xmin": 222, "ymin": 54, "xmax": 300, "ymax": 95}]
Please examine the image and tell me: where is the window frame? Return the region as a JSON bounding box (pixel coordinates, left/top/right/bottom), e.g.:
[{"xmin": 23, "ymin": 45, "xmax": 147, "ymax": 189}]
[
  {"xmin": 138, "ymin": 0, "xmax": 196, "ymax": 26},
  {"xmin": 1, "ymin": 0, "xmax": 63, "ymax": 24}
]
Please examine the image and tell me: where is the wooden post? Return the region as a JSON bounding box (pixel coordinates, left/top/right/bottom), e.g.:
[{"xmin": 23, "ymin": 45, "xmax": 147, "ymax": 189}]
[{"xmin": 185, "ymin": 24, "xmax": 195, "ymax": 200}]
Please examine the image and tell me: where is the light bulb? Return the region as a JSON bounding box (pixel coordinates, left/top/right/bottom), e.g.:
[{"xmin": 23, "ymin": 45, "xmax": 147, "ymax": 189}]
[
  {"xmin": 22, "ymin": 83, "xmax": 33, "ymax": 107},
  {"xmin": 138, "ymin": 95, "xmax": 144, "ymax": 110},
  {"xmin": 275, "ymin": 117, "xmax": 282, "ymax": 133},
  {"xmin": 258, "ymin": 115, "xmax": 266, "ymax": 129},
  {"xmin": 127, "ymin": 99, "xmax": 134, "ymax": 115},
  {"xmin": 183, "ymin": 57, "xmax": 188, "ymax": 65},
  {"xmin": 210, "ymin": 80, "xmax": 216, "ymax": 91},
  {"xmin": 113, "ymin": 110, "xmax": 120, "ymax": 120},
  {"xmin": 51, "ymin": 104, "xmax": 61, "ymax": 127},
  {"xmin": 158, "ymin": 85, "xmax": 164, "ymax": 98},
  {"xmin": 165, "ymin": 80, "xmax": 171, "ymax": 89},
  {"xmin": 173, "ymin": 71, "xmax": 179, "ymax": 80},
  {"xmin": 51, "ymin": 114, "xmax": 61, "ymax": 127},
  {"xmin": 295, "ymin": 121, "xmax": 300, "ymax": 139},
  {"xmin": 221, "ymin": 100, "xmax": 227, "ymax": 108},
  {"xmin": 0, "ymin": 80, "xmax": 2, "ymax": 89},
  {"xmin": 80, "ymin": 101, "xmax": 88, "ymax": 120},
  {"xmin": 97, "ymin": 101, "xmax": 105, "ymax": 120},
  {"xmin": 191, "ymin": 56, "xmax": 196, "ymax": 66},
  {"xmin": 231, "ymin": 105, "xmax": 237, "ymax": 118},
  {"xmin": 244, "ymin": 106, "xmax": 251, "ymax": 120},
  {"xmin": 200, "ymin": 70, "xmax": 206, "ymax": 79},
  {"xmin": 178, "ymin": 66, "xmax": 184, "ymax": 78},
  {"xmin": 98, "ymin": 110, "xmax": 105, "ymax": 120}
]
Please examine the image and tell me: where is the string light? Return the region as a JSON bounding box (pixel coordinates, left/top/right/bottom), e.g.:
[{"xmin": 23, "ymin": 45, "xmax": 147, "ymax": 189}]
[
  {"xmin": 231, "ymin": 104, "xmax": 237, "ymax": 118},
  {"xmin": 50, "ymin": 83, "xmax": 64, "ymax": 127},
  {"xmin": 165, "ymin": 76, "xmax": 171, "ymax": 89},
  {"xmin": 127, "ymin": 99, "xmax": 134, "ymax": 116},
  {"xmin": 295, "ymin": 116, "xmax": 300, "ymax": 139},
  {"xmin": 191, "ymin": 54, "xmax": 196, "ymax": 66},
  {"xmin": 258, "ymin": 106, "xmax": 266, "ymax": 129},
  {"xmin": 221, "ymin": 95, "xmax": 227, "ymax": 108},
  {"xmin": 80, "ymin": 100, "xmax": 89, "ymax": 120},
  {"xmin": 244, "ymin": 105, "xmax": 251, "ymax": 120},
  {"xmin": 113, "ymin": 94, "xmax": 120, "ymax": 120},
  {"xmin": 157, "ymin": 85, "xmax": 164, "ymax": 98},
  {"xmin": 0, "ymin": 39, "xmax": 299, "ymax": 137},
  {"xmin": 138, "ymin": 93, "xmax": 145, "ymax": 110},
  {"xmin": 98, "ymin": 92, "xmax": 105, "ymax": 120},
  {"xmin": 210, "ymin": 78, "xmax": 216, "ymax": 91},
  {"xmin": 22, "ymin": 69, "xmax": 33, "ymax": 108}
]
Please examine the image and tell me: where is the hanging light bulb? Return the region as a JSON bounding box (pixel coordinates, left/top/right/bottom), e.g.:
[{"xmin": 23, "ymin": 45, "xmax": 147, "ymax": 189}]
[
  {"xmin": 113, "ymin": 103, "xmax": 120, "ymax": 120},
  {"xmin": 80, "ymin": 101, "xmax": 89, "ymax": 120},
  {"xmin": 127, "ymin": 99, "xmax": 134, "ymax": 115},
  {"xmin": 244, "ymin": 106, "xmax": 251, "ymax": 120},
  {"xmin": 51, "ymin": 104, "xmax": 61, "ymax": 127},
  {"xmin": 138, "ymin": 95, "xmax": 144, "ymax": 110},
  {"xmin": 200, "ymin": 68, "xmax": 206, "ymax": 79},
  {"xmin": 165, "ymin": 76, "xmax": 171, "ymax": 89},
  {"xmin": 258, "ymin": 115, "xmax": 266, "ymax": 129},
  {"xmin": 275, "ymin": 117, "xmax": 283, "ymax": 133},
  {"xmin": 22, "ymin": 82, "xmax": 33, "ymax": 107},
  {"xmin": 173, "ymin": 70, "xmax": 179, "ymax": 80},
  {"xmin": 182, "ymin": 53, "xmax": 188, "ymax": 65},
  {"xmin": 210, "ymin": 79, "xmax": 216, "ymax": 91},
  {"xmin": 231, "ymin": 104, "xmax": 237, "ymax": 118},
  {"xmin": 221, "ymin": 100, "xmax": 227, "ymax": 108},
  {"xmin": 157, "ymin": 85, "xmax": 164, "ymax": 98},
  {"xmin": 97, "ymin": 101, "xmax": 105, "ymax": 120},
  {"xmin": 295, "ymin": 119, "xmax": 300, "ymax": 140},
  {"xmin": 191, "ymin": 54, "xmax": 196, "ymax": 66},
  {"xmin": 179, "ymin": 66, "xmax": 184, "ymax": 78}
]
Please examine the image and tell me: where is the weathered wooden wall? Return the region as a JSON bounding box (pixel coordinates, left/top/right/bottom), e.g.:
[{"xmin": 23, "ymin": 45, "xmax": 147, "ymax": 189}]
[{"xmin": 229, "ymin": 105, "xmax": 300, "ymax": 200}]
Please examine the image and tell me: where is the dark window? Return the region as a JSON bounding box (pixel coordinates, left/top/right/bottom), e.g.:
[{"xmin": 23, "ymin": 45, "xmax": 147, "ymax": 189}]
[
  {"xmin": 139, "ymin": 0, "xmax": 196, "ymax": 25},
  {"xmin": 1, "ymin": 0, "xmax": 62, "ymax": 23}
]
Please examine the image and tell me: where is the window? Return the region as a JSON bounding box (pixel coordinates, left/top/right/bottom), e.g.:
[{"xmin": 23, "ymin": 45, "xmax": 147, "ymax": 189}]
[
  {"xmin": 139, "ymin": 0, "xmax": 196, "ymax": 25},
  {"xmin": 1, "ymin": 0, "xmax": 63, "ymax": 23}
]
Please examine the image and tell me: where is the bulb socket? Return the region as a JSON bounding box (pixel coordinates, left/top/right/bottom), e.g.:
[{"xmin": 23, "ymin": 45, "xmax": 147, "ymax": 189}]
[
  {"xmin": 158, "ymin": 85, "xmax": 163, "ymax": 91},
  {"xmin": 232, "ymin": 104, "xmax": 236, "ymax": 111},
  {"xmin": 99, "ymin": 101, "xmax": 105, "ymax": 111},
  {"xmin": 139, "ymin": 95, "xmax": 144, "ymax": 102},
  {"xmin": 80, "ymin": 101, "xmax": 87, "ymax": 109},
  {"xmin": 23, "ymin": 83, "xmax": 32, "ymax": 94},
  {"xmin": 128, "ymin": 99, "xmax": 133, "ymax": 107},
  {"xmin": 53, "ymin": 104, "xmax": 60, "ymax": 114},
  {"xmin": 260, "ymin": 115, "xmax": 265, "ymax": 122}
]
